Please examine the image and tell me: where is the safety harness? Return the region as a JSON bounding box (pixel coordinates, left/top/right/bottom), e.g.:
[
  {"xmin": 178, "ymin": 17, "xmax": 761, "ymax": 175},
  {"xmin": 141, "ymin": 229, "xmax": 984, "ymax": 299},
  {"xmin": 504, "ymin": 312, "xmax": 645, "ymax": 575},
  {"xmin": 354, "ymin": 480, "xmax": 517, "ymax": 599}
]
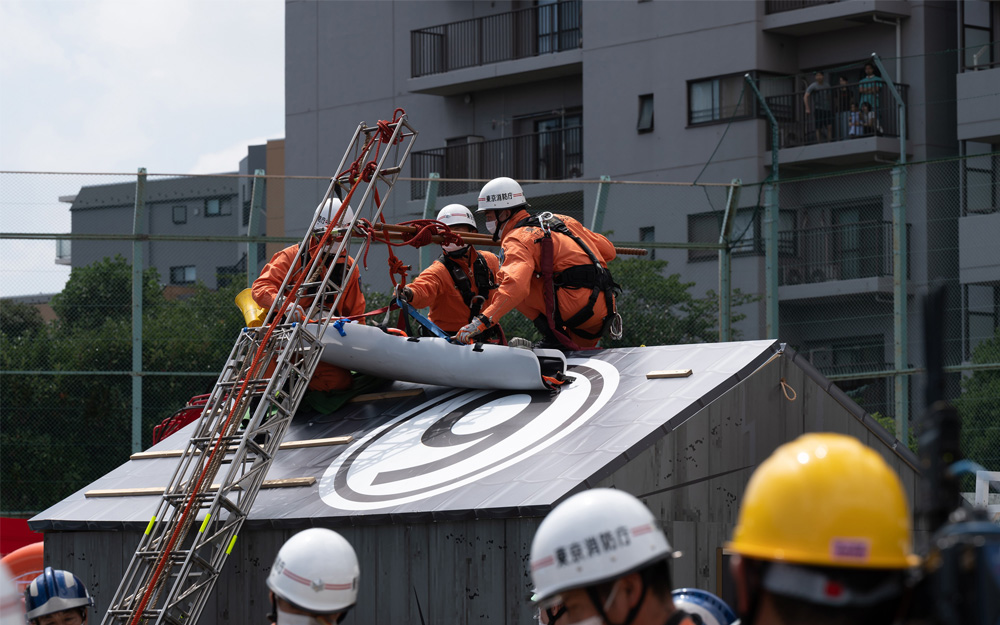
[
  {"xmin": 435, "ymin": 251, "xmax": 497, "ymax": 322},
  {"xmin": 513, "ymin": 212, "xmax": 622, "ymax": 350}
]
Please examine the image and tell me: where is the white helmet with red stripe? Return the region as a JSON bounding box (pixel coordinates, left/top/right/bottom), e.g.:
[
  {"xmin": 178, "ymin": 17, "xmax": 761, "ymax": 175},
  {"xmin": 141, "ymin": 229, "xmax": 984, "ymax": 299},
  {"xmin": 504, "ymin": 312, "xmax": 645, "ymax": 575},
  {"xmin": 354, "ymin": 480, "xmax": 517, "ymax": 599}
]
[
  {"xmin": 266, "ymin": 528, "xmax": 359, "ymax": 614},
  {"xmin": 477, "ymin": 176, "xmax": 526, "ymax": 212},
  {"xmin": 530, "ymin": 489, "xmax": 678, "ymax": 603}
]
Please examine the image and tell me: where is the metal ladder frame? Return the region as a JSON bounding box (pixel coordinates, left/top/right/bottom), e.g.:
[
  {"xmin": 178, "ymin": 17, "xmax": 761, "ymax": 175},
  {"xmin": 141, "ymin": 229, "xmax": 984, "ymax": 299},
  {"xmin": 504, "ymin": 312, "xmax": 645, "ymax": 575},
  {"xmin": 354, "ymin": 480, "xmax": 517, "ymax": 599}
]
[{"xmin": 102, "ymin": 113, "xmax": 418, "ymax": 625}]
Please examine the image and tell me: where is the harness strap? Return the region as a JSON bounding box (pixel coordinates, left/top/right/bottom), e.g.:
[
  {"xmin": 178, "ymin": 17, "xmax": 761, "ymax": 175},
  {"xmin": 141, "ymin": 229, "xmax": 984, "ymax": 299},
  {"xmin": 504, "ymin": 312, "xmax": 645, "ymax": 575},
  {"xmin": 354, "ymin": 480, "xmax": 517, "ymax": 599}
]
[
  {"xmin": 513, "ymin": 214, "xmax": 619, "ymax": 343},
  {"xmin": 437, "ymin": 252, "xmax": 498, "ymax": 323}
]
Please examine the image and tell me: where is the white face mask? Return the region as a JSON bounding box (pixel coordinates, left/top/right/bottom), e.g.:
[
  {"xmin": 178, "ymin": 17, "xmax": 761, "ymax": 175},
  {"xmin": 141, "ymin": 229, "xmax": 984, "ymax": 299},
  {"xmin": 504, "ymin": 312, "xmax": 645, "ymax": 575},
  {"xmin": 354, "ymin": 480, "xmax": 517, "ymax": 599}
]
[
  {"xmin": 563, "ymin": 581, "xmax": 620, "ymax": 625},
  {"xmin": 442, "ymin": 242, "xmax": 468, "ymax": 254},
  {"xmin": 485, "ymin": 214, "xmax": 498, "ymax": 234},
  {"xmin": 276, "ymin": 607, "xmax": 328, "ymax": 625}
]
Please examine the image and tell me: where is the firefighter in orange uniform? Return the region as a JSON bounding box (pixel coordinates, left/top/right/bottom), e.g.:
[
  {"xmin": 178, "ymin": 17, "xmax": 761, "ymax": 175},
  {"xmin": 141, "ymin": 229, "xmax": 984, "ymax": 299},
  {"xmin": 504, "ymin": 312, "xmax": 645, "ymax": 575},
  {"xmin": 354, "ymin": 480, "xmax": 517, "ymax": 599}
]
[
  {"xmin": 252, "ymin": 199, "xmax": 365, "ymax": 391},
  {"xmin": 455, "ymin": 177, "xmax": 620, "ymax": 350},
  {"xmin": 396, "ymin": 204, "xmax": 501, "ymax": 338}
]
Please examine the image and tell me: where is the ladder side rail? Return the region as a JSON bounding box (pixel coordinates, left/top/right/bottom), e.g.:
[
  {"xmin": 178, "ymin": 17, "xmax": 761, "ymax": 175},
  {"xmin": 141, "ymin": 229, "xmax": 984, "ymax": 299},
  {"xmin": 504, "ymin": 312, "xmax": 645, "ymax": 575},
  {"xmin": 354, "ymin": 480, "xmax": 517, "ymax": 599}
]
[{"xmin": 150, "ymin": 308, "xmax": 325, "ymax": 622}]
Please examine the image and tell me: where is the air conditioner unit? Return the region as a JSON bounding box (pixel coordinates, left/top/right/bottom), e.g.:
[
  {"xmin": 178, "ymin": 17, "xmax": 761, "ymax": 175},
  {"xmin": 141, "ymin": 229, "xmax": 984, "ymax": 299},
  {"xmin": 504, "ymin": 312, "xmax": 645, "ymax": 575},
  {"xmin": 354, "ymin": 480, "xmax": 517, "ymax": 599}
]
[{"xmin": 809, "ymin": 348, "xmax": 834, "ymax": 370}]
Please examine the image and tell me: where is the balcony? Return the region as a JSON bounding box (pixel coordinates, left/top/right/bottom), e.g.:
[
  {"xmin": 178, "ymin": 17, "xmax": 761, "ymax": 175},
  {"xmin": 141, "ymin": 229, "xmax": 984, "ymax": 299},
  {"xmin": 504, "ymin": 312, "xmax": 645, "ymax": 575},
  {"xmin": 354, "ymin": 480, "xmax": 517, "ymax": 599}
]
[
  {"xmin": 765, "ymin": 1, "xmax": 838, "ymax": 15},
  {"xmin": 409, "ymin": 0, "xmax": 582, "ymax": 96},
  {"xmin": 410, "ymin": 126, "xmax": 582, "ymax": 200},
  {"xmin": 764, "ymin": 81, "xmax": 909, "ymax": 167},
  {"xmin": 763, "ymin": 0, "xmax": 910, "ymax": 36},
  {"xmin": 778, "ymin": 221, "xmax": 909, "ymax": 300}
]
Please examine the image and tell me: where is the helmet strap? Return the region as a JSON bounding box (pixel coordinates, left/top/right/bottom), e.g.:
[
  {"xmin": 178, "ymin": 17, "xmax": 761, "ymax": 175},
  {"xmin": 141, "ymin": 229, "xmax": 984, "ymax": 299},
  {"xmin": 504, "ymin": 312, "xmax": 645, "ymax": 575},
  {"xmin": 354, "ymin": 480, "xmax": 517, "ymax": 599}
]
[
  {"xmin": 586, "ymin": 578, "xmax": 647, "ymax": 625},
  {"xmin": 491, "ymin": 209, "xmax": 513, "ymax": 242},
  {"xmin": 267, "ymin": 594, "xmax": 278, "ymax": 624}
]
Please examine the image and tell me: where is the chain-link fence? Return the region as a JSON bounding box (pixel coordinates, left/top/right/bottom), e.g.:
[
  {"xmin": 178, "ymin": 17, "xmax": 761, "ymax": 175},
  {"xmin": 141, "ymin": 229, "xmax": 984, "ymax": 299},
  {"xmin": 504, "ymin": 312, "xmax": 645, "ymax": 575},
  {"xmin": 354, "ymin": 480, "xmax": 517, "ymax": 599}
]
[
  {"xmin": 768, "ymin": 152, "xmax": 1000, "ymax": 467},
  {"xmin": 1, "ymin": 171, "xmax": 745, "ymax": 515}
]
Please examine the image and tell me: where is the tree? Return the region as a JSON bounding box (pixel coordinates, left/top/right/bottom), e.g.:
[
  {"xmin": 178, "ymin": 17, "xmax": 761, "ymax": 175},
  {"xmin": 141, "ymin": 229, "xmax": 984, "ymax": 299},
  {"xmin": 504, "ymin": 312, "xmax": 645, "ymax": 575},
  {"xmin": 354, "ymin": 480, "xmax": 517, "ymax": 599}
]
[
  {"xmin": 1, "ymin": 258, "xmax": 246, "ymax": 514},
  {"xmin": 607, "ymin": 258, "xmax": 754, "ymax": 347},
  {"xmin": 955, "ymin": 327, "xmax": 1000, "ymax": 469}
]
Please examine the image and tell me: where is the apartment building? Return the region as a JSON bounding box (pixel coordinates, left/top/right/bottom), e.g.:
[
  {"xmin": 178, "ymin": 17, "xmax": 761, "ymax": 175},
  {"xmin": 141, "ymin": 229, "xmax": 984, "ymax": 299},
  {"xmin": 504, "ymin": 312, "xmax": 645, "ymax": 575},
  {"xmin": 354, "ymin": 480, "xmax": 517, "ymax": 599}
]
[{"xmin": 285, "ymin": 0, "xmax": 998, "ymax": 411}]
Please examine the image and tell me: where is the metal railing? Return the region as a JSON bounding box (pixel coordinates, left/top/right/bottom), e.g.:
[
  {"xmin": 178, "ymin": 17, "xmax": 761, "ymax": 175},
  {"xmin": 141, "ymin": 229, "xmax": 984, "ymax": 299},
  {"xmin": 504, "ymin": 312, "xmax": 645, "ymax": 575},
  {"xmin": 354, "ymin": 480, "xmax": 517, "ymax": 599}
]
[
  {"xmin": 764, "ymin": 0, "xmax": 839, "ymax": 15},
  {"xmin": 765, "ymin": 81, "xmax": 907, "ymax": 149},
  {"xmin": 778, "ymin": 221, "xmax": 908, "ymax": 285},
  {"xmin": 410, "ymin": 126, "xmax": 583, "ymax": 199},
  {"xmin": 411, "ymin": 0, "xmax": 582, "ymax": 78}
]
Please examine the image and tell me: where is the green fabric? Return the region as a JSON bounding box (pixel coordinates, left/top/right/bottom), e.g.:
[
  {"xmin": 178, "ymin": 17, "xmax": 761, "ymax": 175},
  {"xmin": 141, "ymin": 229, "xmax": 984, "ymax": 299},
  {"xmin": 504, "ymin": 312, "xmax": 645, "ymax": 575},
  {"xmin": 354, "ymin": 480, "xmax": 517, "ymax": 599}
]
[{"xmin": 302, "ymin": 373, "xmax": 390, "ymax": 414}]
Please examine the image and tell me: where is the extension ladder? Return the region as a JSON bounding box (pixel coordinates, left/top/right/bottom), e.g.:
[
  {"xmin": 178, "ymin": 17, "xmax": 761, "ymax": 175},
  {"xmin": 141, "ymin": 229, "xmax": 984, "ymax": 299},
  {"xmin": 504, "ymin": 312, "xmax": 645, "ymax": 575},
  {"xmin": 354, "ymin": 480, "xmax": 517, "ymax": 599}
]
[{"xmin": 101, "ymin": 112, "xmax": 418, "ymax": 625}]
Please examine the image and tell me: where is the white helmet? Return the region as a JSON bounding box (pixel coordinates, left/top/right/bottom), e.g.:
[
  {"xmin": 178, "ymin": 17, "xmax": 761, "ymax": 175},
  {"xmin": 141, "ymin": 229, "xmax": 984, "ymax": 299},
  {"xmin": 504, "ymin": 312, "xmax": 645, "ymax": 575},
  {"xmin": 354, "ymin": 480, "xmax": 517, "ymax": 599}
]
[
  {"xmin": 671, "ymin": 589, "xmax": 737, "ymax": 625},
  {"xmin": 530, "ymin": 489, "xmax": 678, "ymax": 603},
  {"xmin": 266, "ymin": 528, "xmax": 359, "ymax": 614},
  {"xmin": 315, "ymin": 197, "xmax": 355, "ymax": 231},
  {"xmin": 436, "ymin": 204, "xmax": 477, "ymax": 230},
  {"xmin": 477, "ymin": 176, "xmax": 526, "ymax": 212}
]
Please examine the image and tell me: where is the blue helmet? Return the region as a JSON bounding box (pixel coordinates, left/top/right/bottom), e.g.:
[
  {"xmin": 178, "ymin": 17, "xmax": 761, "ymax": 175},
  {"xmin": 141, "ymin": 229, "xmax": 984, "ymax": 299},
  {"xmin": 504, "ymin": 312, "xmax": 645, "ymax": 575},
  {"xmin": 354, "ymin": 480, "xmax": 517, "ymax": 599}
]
[
  {"xmin": 671, "ymin": 588, "xmax": 737, "ymax": 625},
  {"xmin": 24, "ymin": 567, "xmax": 93, "ymax": 622}
]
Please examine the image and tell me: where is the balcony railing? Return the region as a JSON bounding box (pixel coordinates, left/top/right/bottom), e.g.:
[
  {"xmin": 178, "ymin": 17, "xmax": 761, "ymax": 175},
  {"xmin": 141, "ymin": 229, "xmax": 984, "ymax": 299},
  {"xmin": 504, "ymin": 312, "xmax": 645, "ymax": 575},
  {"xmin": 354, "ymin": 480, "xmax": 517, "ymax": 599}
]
[
  {"xmin": 411, "ymin": 0, "xmax": 582, "ymax": 78},
  {"xmin": 765, "ymin": 0, "xmax": 838, "ymax": 15},
  {"xmin": 778, "ymin": 221, "xmax": 908, "ymax": 286},
  {"xmin": 764, "ymin": 81, "xmax": 907, "ymax": 150},
  {"xmin": 410, "ymin": 127, "xmax": 583, "ymax": 200}
]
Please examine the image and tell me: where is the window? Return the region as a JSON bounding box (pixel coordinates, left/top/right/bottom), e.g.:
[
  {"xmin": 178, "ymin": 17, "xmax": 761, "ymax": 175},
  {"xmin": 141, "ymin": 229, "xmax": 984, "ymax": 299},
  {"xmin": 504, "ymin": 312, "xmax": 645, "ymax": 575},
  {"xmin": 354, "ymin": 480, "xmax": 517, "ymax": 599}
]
[
  {"xmin": 640, "ymin": 226, "xmax": 655, "ymax": 260},
  {"xmin": 170, "ymin": 265, "xmax": 196, "ymax": 285},
  {"xmin": 205, "ymin": 197, "xmax": 232, "ymax": 217},
  {"xmin": 966, "ymin": 283, "xmax": 999, "ymax": 359},
  {"xmin": 688, "ymin": 74, "xmax": 751, "ymax": 125},
  {"xmin": 637, "ymin": 94, "xmax": 654, "ymax": 133},
  {"xmin": 687, "ymin": 208, "xmax": 794, "ymax": 262},
  {"xmin": 172, "ymin": 205, "xmax": 187, "ymax": 224},
  {"xmin": 535, "ymin": 111, "xmax": 583, "ymax": 179},
  {"xmin": 964, "ymin": 142, "xmax": 999, "ymax": 215},
  {"xmin": 962, "ymin": 0, "xmax": 996, "ymax": 70}
]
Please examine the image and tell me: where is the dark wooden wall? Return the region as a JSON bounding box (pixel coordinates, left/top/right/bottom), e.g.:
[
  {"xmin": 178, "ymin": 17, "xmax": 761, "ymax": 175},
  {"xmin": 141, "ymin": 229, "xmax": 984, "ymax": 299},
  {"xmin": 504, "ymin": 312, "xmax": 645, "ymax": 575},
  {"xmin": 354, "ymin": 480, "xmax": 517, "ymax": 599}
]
[{"xmin": 44, "ymin": 351, "xmax": 920, "ymax": 624}]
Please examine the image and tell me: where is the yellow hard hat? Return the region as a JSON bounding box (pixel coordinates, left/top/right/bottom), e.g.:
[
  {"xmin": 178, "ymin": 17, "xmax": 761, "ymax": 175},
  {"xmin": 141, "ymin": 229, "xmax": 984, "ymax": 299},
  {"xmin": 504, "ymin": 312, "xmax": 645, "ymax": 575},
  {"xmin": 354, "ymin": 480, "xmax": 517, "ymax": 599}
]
[{"xmin": 726, "ymin": 433, "xmax": 919, "ymax": 569}]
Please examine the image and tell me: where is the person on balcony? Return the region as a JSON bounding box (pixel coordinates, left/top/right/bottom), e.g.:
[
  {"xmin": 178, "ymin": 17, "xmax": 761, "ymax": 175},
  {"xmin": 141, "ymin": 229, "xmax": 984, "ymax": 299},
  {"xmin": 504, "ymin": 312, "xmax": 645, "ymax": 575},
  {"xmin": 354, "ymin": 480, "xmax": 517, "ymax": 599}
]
[
  {"xmin": 804, "ymin": 71, "xmax": 833, "ymax": 144},
  {"xmin": 848, "ymin": 102, "xmax": 865, "ymax": 138},
  {"xmin": 834, "ymin": 75, "xmax": 854, "ymax": 141},
  {"xmin": 858, "ymin": 62, "xmax": 884, "ymax": 133}
]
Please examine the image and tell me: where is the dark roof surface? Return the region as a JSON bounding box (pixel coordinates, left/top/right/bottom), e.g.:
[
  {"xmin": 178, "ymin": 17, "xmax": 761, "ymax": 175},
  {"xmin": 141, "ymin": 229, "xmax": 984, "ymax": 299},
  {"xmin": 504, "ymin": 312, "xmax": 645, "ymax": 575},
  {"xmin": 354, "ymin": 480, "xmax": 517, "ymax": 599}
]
[{"xmin": 31, "ymin": 341, "xmax": 779, "ymax": 531}]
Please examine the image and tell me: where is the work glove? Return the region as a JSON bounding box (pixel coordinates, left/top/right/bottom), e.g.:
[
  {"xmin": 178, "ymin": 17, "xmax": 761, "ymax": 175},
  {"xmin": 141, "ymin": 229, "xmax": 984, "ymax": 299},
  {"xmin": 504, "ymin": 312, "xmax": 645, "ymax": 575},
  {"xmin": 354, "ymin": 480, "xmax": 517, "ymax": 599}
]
[
  {"xmin": 395, "ymin": 284, "xmax": 413, "ymax": 304},
  {"xmin": 455, "ymin": 314, "xmax": 490, "ymax": 345},
  {"xmin": 287, "ymin": 304, "xmax": 307, "ymax": 323}
]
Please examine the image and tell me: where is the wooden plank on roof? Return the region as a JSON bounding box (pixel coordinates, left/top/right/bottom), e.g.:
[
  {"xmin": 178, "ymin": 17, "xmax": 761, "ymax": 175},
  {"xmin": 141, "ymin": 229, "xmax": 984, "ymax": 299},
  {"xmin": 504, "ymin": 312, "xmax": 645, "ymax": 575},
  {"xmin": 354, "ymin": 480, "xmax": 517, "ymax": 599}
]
[
  {"xmin": 85, "ymin": 477, "xmax": 315, "ymax": 498},
  {"xmin": 646, "ymin": 369, "xmax": 693, "ymax": 379},
  {"xmin": 130, "ymin": 436, "xmax": 353, "ymax": 460}
]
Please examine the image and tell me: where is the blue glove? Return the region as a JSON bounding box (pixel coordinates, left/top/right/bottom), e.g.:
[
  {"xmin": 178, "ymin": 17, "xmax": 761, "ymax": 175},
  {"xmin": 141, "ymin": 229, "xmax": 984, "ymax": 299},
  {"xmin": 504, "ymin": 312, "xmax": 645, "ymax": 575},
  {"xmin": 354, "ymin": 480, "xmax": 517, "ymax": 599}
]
[{"xmin": 455, "ymin": 314, "xmax": 489, "ymax": 344}]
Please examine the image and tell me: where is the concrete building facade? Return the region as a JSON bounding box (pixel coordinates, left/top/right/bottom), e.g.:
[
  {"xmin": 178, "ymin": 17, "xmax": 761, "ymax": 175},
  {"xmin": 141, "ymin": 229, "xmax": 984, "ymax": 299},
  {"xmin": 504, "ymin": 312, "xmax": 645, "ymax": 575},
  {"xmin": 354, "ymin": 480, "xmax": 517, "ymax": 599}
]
[{"xmin": 284, "ymin": 0, "xmax": 999, "ymax": 419}]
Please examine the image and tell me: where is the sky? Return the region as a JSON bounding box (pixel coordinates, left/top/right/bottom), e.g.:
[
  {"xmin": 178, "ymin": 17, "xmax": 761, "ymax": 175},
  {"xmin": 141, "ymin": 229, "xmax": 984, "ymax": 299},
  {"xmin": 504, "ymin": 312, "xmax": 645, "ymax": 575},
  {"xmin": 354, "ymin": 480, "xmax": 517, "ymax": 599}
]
[{"xmin": 0, "ymin": 0, "xmax": 284, "ymax": 297}]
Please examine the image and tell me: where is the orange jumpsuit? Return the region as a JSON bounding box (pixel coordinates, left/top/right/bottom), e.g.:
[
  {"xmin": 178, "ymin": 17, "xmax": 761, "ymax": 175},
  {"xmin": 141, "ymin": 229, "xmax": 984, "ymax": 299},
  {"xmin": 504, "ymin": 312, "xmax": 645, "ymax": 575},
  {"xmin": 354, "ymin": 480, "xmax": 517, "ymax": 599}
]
[
  {"xmin": 406, "ymin": 248, "xmax": 501, "ymax": 333},
  {"xmin": 480, "ymin": 210, "xmax": 616, "ymax": 349},
  {"xmin": 252, "ymin": 244, "xmax": 365, "ymax": 391}
]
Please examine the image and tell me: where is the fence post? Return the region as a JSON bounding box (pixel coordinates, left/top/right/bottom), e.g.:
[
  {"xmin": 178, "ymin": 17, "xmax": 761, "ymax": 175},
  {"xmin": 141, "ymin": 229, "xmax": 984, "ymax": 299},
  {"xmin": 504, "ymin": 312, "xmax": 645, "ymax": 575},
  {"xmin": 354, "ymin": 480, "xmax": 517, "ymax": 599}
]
[
  {"xmin": 420, "ymin": 173, "xmax": 440, "ymax": 272},
  {"xmin": 590, "ymin": 175, "xmax": 611, "ymax": 233},
  {"xmin": 891, "ymin": 165, "xmax": 909, "ymax": 442},
  {"xmin": 247, "ymin": 169, "xmax": 266, "ymax": 288},
  {"xmin": 745, "ymin": 74, "xmax": 780, "ymax": 340},
  {"xmin": 872, "ymin": 53, "xmax": 909, "ymax": 441},
  {"xmin": 131, "ymin": 167, "xmax": 147, "ymax": 453},
  {"xmin": 719, "ymin": 178, "xmax": 742, "ymax": 342}
]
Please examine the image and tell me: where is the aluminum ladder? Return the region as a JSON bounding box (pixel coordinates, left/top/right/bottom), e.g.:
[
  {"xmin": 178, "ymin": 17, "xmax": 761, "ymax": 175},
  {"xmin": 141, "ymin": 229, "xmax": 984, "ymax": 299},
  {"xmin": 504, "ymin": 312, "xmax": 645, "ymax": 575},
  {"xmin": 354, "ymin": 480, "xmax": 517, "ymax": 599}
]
[{"xmin": 101, "ymin": 113, "xmax": 418, "ymax": 625}]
